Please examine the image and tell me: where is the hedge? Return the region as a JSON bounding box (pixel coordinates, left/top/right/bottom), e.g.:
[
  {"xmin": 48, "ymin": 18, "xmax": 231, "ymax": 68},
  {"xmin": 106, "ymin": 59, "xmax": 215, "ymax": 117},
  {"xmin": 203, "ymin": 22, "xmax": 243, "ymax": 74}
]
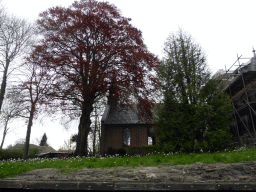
[{"xmin": 0, "ymin": 148, "xmax": 40, "ymax": 160}]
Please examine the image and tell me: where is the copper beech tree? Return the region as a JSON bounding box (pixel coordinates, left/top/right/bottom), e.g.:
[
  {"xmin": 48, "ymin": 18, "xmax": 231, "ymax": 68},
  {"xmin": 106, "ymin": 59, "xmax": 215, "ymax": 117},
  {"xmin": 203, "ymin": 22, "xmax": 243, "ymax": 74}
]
[{"xmin": 35, "ymin": 0, "xmax": 159, "ymax": 156}]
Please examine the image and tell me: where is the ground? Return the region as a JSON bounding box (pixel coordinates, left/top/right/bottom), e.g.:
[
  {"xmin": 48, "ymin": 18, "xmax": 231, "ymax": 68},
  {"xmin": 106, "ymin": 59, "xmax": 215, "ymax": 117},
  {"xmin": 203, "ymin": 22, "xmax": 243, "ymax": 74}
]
[{"xmin": 3, "ymin": 161, "xmax": 256, "ymax": 183}]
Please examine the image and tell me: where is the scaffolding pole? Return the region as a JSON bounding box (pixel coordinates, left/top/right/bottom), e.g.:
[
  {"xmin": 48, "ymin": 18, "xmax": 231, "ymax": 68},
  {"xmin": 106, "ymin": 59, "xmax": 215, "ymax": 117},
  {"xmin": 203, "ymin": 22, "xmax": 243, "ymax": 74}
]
[
  {"xmin": 224, "ymin": 59, "xmax": 242, "ymax": 146},
  {"xmin": 219, "ymin": 54, "xmax": 256, "ymax": 147},
  {"xmin": 237, "ymin": 54, "xmax": 256, "ymax": 137}
]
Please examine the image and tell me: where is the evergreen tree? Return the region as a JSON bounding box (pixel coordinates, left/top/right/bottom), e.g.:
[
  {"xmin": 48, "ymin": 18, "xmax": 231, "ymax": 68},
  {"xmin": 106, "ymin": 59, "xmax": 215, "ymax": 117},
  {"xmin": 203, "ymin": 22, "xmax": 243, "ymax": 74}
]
[
  {"xmin": 39, "ymin": 133, "xmax": 48, "ymax": 147},
  {"xmin": 154, "ymin": 29, "xmax": 233, "ymax": 153},
  {"xmin": 196, "ymin": 79, "xmax": 233, "ymax": 152}
]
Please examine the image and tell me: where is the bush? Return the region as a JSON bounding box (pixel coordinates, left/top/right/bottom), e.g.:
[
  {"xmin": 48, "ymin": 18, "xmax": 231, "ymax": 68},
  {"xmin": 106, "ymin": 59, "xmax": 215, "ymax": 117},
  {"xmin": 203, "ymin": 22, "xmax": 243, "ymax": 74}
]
[
  {"xmin": 116, "ymin": 148, "xmax": 126, "ymax": 156},
  {"xmin": 144, "ymin": 145, "xmax": 159, "ymax": 154},
  {"xmin": 0, "ymin": 149, "xmax": 23, "ymax": 160},
  {"xmin": 204, "ymin": 128, "xmax": 233, "ymax": 152},
  {"xmin": 0, "ymin": 147, "xmax": 40, "ymax": 160},
  {"xmin": 28, "ymin": 148, "xmax": 40, "ymax": 158}
]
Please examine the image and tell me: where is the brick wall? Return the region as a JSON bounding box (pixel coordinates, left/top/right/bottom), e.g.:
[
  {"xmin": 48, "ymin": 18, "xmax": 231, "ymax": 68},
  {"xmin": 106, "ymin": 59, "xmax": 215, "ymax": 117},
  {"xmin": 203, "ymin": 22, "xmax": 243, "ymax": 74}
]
[
  {"xmin": 104, "ymin": 125, "xmax": 123, "ymax": 152},
  {"xmin": 130, "ymin": 125, "xmax": 148, "ymax": 146},
  {"xmin": 103, "ymin": 124, "xmax": 150, "ymax": 155}
]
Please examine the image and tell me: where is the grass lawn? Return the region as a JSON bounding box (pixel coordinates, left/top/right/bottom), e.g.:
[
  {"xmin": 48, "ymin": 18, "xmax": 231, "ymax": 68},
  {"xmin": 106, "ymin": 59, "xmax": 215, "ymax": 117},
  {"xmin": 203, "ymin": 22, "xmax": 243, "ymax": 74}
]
[{"xmin": 1, "ymin": 146, "xmax": 256, "ymax": 179}]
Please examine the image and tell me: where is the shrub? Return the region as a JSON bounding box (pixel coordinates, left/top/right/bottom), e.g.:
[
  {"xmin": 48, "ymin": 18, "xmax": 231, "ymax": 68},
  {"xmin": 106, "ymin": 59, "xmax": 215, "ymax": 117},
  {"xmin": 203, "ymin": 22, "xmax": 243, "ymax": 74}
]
[
  {"xmin": 204, "ymin": 128, "xmax": 233, "ymax": 152},
  {"xmin": 28, "ymin": 148, "xmax": 40, "ymax": 158},
  {"xmin": 106, "ymin": 147, "xmax": 116, "ymax": 156},
  {"xmin": 144, "ymin": 145, "xmax": 159, "ymax": 154},
  {"xmin": 116, "ymin": 148, "xmax": 126, "ymax": 156},
  {"xmin": 0, "ymin": 149, "xmax": 23, "ymax": 160},
  {"xmin": 0, "ymin": 147, "xmax": 40, "ymax": 160}
]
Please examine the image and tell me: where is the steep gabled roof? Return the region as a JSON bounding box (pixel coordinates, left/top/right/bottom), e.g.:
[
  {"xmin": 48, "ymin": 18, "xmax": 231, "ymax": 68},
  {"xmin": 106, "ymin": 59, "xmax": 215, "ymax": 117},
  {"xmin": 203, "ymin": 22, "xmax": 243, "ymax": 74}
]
[
  {"xmin": 101, "ymin": 93, "xmax": 161, "ymax": 125},
  {"xmin": 101, "ymin": 105, "xmax": 142, "ymax": 124}
]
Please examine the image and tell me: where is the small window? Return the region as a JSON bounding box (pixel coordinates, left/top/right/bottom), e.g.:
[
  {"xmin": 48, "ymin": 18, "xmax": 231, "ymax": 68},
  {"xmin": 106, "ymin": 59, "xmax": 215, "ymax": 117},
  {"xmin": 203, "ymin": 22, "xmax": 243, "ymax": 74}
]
[
  {"xmin": 123, "ymin": 128, "xmax": 131, "ymax": 147},
  {"xmin": 148, "ymin": 127, "xmax": 155, "ymax": 145},
  {"xmin": 148, "ymin": 137, "xmax": 153, "ymax": 145}
]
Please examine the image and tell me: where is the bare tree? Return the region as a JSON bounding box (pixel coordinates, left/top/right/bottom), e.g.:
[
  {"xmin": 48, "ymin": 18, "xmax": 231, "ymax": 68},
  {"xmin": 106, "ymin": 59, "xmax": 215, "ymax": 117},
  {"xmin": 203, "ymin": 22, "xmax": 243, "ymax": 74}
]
[
  {"xmin": 0, "ymin": 11, "xmax": 34, "ymax": 112},
  {"xmin": 58, "ymin": 139, "xmax": 76, "ymax": 151},
  {"xmin": 14, "ymin": 47, "xmax": 55, "ymax": 160},
  {"xmin": 0, "ymin": 89, "xmax": 24, "ymax": 149}
]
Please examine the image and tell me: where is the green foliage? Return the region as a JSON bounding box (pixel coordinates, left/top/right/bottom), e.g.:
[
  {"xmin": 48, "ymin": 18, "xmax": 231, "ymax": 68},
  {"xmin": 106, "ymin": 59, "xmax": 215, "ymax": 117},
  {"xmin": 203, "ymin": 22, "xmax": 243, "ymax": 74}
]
[
  {"xmin": 39, "ymin": 133, "xmax": 48, "ymax": 146},
  {"xmin": 154, "ymin": 29, "xmax": 233, "ymax": 153},
  {"xmin": 0, "ymin": 149, "xmax": 23, "ymax": 160},
  {"xmin": 143, "ymin": 145, "xmax": 159, "ymax": 154},
  {"xmin": 0, "ymin": 148, "xmax": 40, "ymax": 160},
  {"xmin": 28, "ymin": 148, "xmax": 40, "ymax": 158}
]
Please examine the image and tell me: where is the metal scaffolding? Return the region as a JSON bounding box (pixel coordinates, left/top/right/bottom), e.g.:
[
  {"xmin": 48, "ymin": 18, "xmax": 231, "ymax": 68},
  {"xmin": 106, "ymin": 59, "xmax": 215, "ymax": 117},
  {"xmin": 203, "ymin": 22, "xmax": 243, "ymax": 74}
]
[{"xmin": 216, "ymin": 51, "xmax": 256, "ymax": 147}]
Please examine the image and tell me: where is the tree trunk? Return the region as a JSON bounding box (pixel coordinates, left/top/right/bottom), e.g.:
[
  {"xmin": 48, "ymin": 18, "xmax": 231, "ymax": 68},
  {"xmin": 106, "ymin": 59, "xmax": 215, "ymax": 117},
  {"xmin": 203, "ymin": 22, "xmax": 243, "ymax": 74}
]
[
  {"xmin": 23, "ymin": 103, "xmax": 35, "ymax": 160},
  {"xmin": 0, "ymin": 119, "xmax": 8, "ymax": 149},
  {"xmin": 92, "ymin": 130, "xmax": 96, "ymax": 156},
  {"xmin": 98, "ymin": 120, "xmax": 101, "ymax": 154},
  {"xmin": 0, "ymin": 60, "xmax": 9, "ymax": 112},
  {"xmin": 75, "ymin": 104, "xmax": 93, "ymax": 157},
  {"xmin": 92, "ymin": 114, "xmax": 98, "ymax": 156}
]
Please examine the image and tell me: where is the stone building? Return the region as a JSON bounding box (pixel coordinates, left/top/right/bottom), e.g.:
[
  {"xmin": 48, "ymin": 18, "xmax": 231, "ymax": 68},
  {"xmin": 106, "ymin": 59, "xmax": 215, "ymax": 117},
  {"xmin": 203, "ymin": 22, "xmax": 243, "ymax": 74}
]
[{"xmin": 100, "ymin": 94, "xmax": 155, "ymax": 156}]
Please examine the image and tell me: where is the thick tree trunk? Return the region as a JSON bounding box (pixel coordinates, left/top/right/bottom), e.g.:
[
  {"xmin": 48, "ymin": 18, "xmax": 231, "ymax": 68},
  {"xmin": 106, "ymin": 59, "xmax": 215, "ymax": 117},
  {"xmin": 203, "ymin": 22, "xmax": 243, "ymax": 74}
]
[
  {"xmin": 75, "ymin": 104, "xmax": 93, "ymax": 157},
  {"xmin": 23, "ymin": 103, "xmax": 35, "ymax": 160}
]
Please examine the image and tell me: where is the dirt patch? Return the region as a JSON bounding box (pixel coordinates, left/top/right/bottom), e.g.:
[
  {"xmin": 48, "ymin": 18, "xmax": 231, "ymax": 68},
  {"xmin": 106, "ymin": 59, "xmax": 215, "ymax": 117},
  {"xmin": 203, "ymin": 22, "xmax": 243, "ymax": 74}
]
[{"xmin": 4, "ymin": 161, "xmax": 256, "ymax": 183}]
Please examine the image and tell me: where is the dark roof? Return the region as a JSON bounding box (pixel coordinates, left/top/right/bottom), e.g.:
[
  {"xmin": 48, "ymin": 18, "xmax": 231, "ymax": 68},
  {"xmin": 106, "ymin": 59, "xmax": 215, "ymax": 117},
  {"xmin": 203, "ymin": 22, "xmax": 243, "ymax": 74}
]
[
  {"xmin": 101, "ymin": 103, "xmax": 155, "ymax": 125},
  {"xmin": 102, "ymin": 105, "xmax": 141, "ymax": 124}
]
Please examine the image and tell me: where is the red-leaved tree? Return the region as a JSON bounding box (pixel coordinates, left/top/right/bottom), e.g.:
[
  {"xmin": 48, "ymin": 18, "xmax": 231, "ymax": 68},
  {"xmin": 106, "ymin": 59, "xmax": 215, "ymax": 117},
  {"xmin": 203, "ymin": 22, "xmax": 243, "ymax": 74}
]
[{"xmin": 35, "ymin": 0, "xmax": 159, "ymax": 156}]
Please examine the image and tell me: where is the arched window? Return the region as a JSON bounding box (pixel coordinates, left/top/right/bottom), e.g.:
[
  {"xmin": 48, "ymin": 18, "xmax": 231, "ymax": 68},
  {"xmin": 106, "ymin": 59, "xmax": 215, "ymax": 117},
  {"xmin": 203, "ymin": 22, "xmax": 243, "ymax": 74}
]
[{"xmin": 123, "ymin": 128, "xmax": 131, "ymax": 147}]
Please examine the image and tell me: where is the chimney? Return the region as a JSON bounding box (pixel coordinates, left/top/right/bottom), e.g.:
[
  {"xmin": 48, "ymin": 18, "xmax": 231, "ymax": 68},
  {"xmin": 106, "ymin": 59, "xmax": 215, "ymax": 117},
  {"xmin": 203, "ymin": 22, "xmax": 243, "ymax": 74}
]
[
  {"xmin": 107, "ymin": 79, "xmax": 118, "ymax": 108},
  {"xmin": 107, "ymin": 93, "xmax": 117, "ymax": 107}
]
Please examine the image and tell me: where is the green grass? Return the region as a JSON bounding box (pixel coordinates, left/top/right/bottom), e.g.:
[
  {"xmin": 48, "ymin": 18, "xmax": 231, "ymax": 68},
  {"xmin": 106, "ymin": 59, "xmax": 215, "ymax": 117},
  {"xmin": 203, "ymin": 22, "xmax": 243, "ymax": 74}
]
[{"xmin": 1, "ymin": 146, "xmax": 256, "ymax": 179}]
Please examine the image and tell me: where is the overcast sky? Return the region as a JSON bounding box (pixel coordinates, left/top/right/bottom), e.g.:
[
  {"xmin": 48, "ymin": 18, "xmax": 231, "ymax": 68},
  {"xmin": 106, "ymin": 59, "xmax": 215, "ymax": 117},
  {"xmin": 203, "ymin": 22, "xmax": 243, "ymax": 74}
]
[{"xmin": 1, "ymin": 0, "xmax": 256, "ymax": 150}]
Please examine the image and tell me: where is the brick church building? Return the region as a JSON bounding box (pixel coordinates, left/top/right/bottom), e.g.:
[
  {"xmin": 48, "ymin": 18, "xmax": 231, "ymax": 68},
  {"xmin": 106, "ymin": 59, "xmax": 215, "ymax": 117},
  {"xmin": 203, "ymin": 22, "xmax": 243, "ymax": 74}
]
[{"xmin": 100, "ymin": 94, "xmax": 156, "ymax": 156}]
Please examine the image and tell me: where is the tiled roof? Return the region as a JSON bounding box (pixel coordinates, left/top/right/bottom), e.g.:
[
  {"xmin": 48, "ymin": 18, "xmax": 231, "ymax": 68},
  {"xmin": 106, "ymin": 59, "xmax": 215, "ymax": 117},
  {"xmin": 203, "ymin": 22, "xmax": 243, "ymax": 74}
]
[
  {"xmin": 102, "ymin": 105, "xmax": 141, "ymax": 124},
  {"xmin": 101, "ymin": 103, "xmax": 157, "ymax": 125}
]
